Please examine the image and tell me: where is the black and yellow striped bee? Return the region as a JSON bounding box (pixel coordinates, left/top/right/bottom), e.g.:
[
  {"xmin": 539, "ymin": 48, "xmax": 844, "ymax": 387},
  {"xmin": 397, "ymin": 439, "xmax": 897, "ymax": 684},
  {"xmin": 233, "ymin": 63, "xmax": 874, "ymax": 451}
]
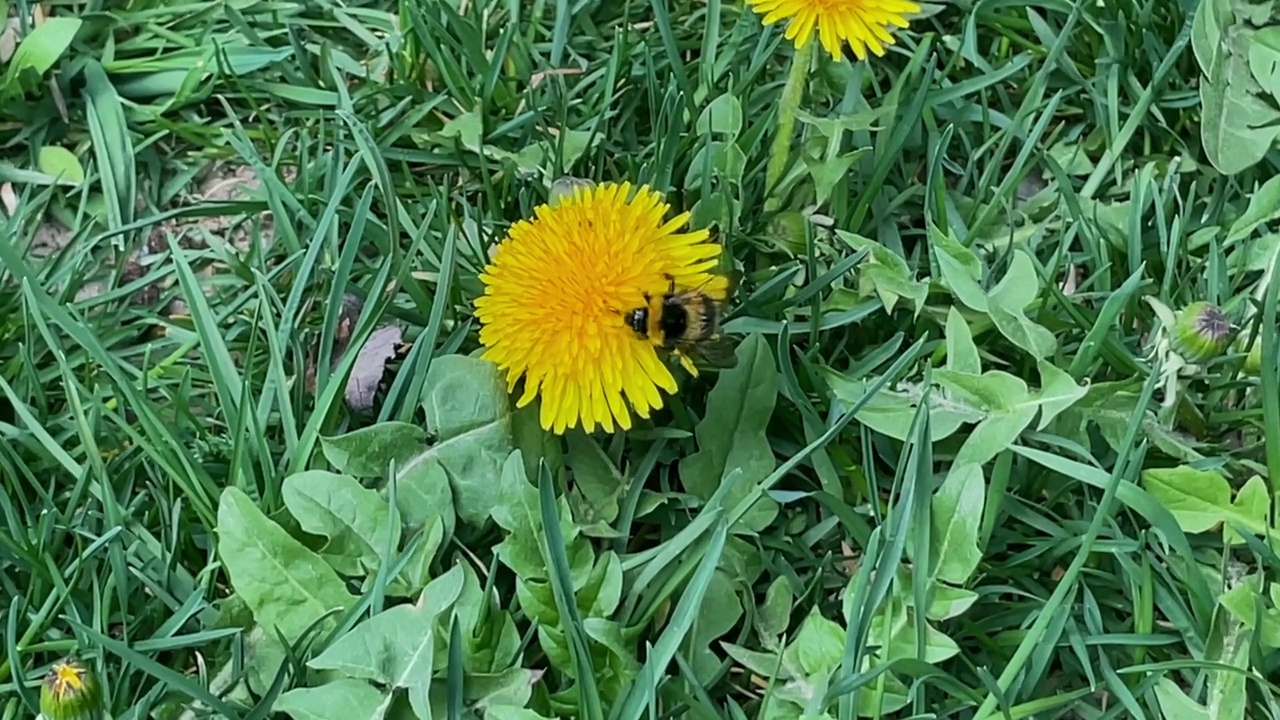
[{"xmin": 624, "ymin": 275, "xmax": 738, "ymax": 370}]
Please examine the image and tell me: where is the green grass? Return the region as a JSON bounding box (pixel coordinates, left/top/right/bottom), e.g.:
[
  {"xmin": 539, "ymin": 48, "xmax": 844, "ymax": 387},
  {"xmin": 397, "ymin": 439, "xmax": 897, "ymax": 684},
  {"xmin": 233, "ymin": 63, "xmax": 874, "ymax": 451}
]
[{"xmin": 3, "ymin": 0, "xmax": 1280, "ymax": 718}]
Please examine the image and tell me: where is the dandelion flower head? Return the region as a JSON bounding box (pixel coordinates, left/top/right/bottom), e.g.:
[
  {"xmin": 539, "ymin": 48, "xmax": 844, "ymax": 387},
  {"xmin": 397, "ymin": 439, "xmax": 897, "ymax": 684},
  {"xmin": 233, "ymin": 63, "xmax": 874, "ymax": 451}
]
[
  {"xmin": 475, "ymin": 182, "xmax": 728, "ymax": 435},
  {"xmin": 747, "ymin": 0, "xmax": 920, "ymax": 61}
]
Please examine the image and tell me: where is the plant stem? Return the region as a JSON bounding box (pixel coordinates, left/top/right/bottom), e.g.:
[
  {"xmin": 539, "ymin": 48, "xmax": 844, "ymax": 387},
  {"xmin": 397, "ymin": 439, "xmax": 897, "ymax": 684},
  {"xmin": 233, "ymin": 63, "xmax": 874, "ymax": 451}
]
[{"xmin": 764, "ymin": 40, "xmax": 814, "ymax": 211}]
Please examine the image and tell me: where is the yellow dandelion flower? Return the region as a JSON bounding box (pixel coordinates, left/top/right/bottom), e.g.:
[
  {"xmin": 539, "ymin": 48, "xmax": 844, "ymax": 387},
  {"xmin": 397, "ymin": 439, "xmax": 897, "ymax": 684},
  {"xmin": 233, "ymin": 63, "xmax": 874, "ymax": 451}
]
[
  {"xmin": 475, "ymin": 182, "xmax": 728, "ymax": 435},
  {"xmin": 747, "ymin": 0, "xmax": 920, "ymax": 61}
]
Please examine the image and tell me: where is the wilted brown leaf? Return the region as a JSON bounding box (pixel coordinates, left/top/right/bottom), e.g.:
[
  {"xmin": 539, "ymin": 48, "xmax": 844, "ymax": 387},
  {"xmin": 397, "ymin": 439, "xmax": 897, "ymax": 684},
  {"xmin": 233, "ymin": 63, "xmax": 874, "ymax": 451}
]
[
  {"xmin": 345, "ymin": 324, "xmax": 404, "ymax": 411},
  {"xmin": 0, "ymin": 182, "xmax": 16, "ymax": 216},
  {"xmin": 0, "ymin": 19, "xmax": 19, "ymax": 64},
  {"xmin": 28, "ymin": 220, "xmax": 73, "ymax": 257}
]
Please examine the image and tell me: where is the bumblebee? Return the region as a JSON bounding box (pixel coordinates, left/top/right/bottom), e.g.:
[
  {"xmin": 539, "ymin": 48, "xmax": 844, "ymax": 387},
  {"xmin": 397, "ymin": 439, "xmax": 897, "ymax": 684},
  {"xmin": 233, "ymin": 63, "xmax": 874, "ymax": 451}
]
[{"xmin": 624, "ymin": 276, "xmax": 737, "ymax": 369}]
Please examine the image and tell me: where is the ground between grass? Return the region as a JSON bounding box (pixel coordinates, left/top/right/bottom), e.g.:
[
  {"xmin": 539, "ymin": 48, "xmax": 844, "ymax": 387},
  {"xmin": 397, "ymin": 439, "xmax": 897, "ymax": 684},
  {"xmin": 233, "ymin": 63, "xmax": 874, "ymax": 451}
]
[{"xmin": 3, "ymin": 0, "xmax": 1280, "ymax": 718}]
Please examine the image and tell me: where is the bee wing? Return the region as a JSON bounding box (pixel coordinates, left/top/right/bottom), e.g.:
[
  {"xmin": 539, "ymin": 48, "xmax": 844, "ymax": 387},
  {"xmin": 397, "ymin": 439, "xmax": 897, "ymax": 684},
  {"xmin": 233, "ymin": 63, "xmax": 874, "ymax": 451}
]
[{"xmin": 686, "ymin": 335, "xmax": 739, "ymax": 370}]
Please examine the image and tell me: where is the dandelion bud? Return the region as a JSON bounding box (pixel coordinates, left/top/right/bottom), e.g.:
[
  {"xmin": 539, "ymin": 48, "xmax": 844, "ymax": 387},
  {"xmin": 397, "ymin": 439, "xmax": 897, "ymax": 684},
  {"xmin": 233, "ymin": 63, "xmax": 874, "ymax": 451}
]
[
  {"xmin": 39, "ymin": 658, "xmax": 101, "ymax": 720},
  {"xmin": 1172, "ymin": 302, "xmax": 1235, "ymax": 362}
]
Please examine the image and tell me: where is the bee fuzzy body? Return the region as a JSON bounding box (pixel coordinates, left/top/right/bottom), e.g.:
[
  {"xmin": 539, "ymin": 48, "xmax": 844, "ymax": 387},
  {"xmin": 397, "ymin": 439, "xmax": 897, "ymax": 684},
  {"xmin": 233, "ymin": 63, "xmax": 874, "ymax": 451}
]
[
  {"xmin": 623, "ymin": 276, "xmax": 738, "ymax": 369},
  {"xmin": 626, "ymin": 288, "xmax": 718, "ymax": 347}
]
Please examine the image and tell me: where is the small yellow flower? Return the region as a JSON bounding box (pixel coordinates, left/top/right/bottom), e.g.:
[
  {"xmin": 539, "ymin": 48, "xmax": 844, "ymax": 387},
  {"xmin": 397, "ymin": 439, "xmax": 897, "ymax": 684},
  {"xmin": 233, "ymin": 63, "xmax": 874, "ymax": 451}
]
[
  {"xmin": 476, "ymin": 182, "xmax": 726, "ymax": 434},
  {"xmin": 747, "ymin": 0, "xmax": 920, "ymax": 61}
]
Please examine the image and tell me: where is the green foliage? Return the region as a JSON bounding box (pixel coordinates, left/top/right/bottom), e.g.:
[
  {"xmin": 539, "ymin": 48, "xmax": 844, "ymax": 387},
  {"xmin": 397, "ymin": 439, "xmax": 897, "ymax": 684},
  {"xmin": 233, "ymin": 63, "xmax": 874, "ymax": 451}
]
[{"xmin": 1193, "ymin": 0, "xmax": 1280, "ymax": 173}]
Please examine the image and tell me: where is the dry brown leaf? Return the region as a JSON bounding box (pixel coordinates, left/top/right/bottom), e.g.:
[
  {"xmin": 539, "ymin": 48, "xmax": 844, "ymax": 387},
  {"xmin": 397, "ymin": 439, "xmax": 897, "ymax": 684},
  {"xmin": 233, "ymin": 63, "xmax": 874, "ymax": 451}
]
[
  {"xmin": 1059, "ymin": 264, "xmax": 1082, "ymax": 296},
  {"xmin": 528, "ymin": 67, "xmax": 584, "ymax": 89},
  {"xmin": 345, "ymin": 324, "xmax": 403, "ymax": 411},
  {"xmin": 0, "ymin": 20, "xmax": 19, "ymax": 63},
  {"xmin": 74, "ymin": 282, "xmax": 108, "ymax": 302},
  {"xmin": 28, "ymin": 220, "xmax": 72, "ymax": 257},
  {"xmin": 0, "ymin": 182, "xmax": 16, "ymax": 216},
  {"xmin": 840, "ymin": 541, "xmax": 861, "ymax": 575}
]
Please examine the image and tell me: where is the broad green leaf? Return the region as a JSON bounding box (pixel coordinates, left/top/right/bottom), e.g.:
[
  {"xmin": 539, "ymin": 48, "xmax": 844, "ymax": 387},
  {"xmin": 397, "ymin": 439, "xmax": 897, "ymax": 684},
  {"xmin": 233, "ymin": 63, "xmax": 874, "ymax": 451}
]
[
  {"xmin": 1054, "ymin": 380, "xmax": 1146, "ymax": 451},
  {"xmin": 244, "ymin": 624, "xmax": 288, "ymax": 696},
  {"xmin": 395, "ymin": 517, "xmax": 445, "ymax": 596},
  {"xmin": 679, "ymin": 333, "xmax": 779, "ymax": 532},
  {"xmin": 1201, "ymin": 35, "xmax": 1280, "ymax": 174},
  {"xmin": 1225, "ymin": 474, "xmax": 1269, "ymax": 544},
  {"xmin": 1034, "ymin": 360, "xmax": 1088, "ymax": 430},
  {"xmin": 945, "ymin": 307, "xmax": 981, "ymax": 375},
  {"xmin": 580, "ymin": 551, "xmax": 624, "ymax": 617},
  {"xmin": 583, "ymin": 616, "xmax": 640, "ymax": 686},
  {"xmin": 511, "ymin": 399, "xmax": 564, "ymax": 485},
  {"xmin": 565, "ymin": 430, "xmax": 623, "ymax": 532},
  {"xmin": 393, "ymin": 458, "xmax": 455, "ymax": 541},
  {"xmin": 1254, "ymin": 28, "xmax": 1280, "ymax": 98},
  {"xmin": 419, "ymin": 355, "xmax": 514, "ymax": 525},
  {"xmin": 438, "ymin": 109, "xmax": 484, "ymax": 154},
  {"xmin": 1153, "ymin": 678, "xmax": 1210, "ymax": 720},
  {"xmin": 989, "ymin": 249, "xmax": 1041, "ymax": 308},
  {"xmin": 988, "ymin": 303, "xmax": 1058, "ymax": 359},
  {"xmin": 492, "ymin": 452, "xmax": 547, "ymax": 581},
  {"xmin": 757, "ymin": 576, "xmax": 794, "ymax": 639},
  {"xmin": 722, "ymin": 642, "xmax": 794, "ymax": 680},
  {"xmin": 953, "ymin": 406, "xmax": 1037, "ymax": 467},
  {"xmin": 275, "ymin": 679, "xmax": 388, "ymax": 720},
  {"xmin": 696, "ymin": 92, "xmax": 744, "ymax": 138},
  {"xmin": 321, "ymin": 421, "xmax": 428, "ymax": 477},
  {"xmin": 1142, "ymin": 466, "xmax": 1229, "ymax": 532},
  {"xmin": 453, "ymin": 563, "xmax": 524, "ymax": 674},
  {"xmin": 1220, "ymin": 580, "xmax": 1280, "ymax": 649},
  {"xmin": 929, "ymin": 464, "xmax": 985, "ymax": 585},
  {"xmin": 492, "ymin": 451, "xmax": 591, "ymax": 585},
  {"xmin": 465, "ymin": 668, "xmax": 544, "ymax": 712},
  {"xmin": 1141, "ymin": 466, "xmax": 1265, "ymax": 536},
  {"xmin": 793, "ymin": 106, "xmax": 885, "ymax": 138},
  {"xmin": 930, "ymin": 225, "xmax": 987, "ymax": 312},
  {"xmin": 1206, "ymin": 611, "xmax": 1250, "ymax": 720},
  {"xmin": 689, "ymin": 570, "xmax": 744, "ymax": 683},
  {"xmin": 824, "ymin": 370, "xmax": 978, "ymax": 442},
  {"xmin": 853, "ymin": 674, "xmax": 910, "ymax": 717},
  {"xmin": 282, "ymin": 470, "xmax": 397, "ymax": 575},
  {"xmin": 986, "ymin": 251, "xmax": 1057, "ymax": 359},
  {"xmin": 37, "ymin": 145, "xmax": 85, "ymax": 184},
  {"xmin": 934, "ymin": 369, "xmax": 1030, "ymax": 412},
  {"xmin": 783, "ymin": 606, "xmax": 845, "ymax": 678},
  {"xmin": 921, "ymin": 584, "xmax": 979, "ymax": 622},
  {"xmin": 556, "ymin": 128, "xmax": 596, "ymax": 171},
  {"xmin": 4, "ymin": 18, "xmax": 82, "ymax": 89},
  {"xmin": 1225, "ymin": 172, "xmax": 1280, "ymax": 245},
  {"xmin": 215, "ymin": 487, "xmax": 355, "ymax": 643},
  {"xmin": 805, "ymin": 148, "xmax": 868, "ymax": 208},
  {"xmin": 308, "ymin": 565, "xmax": 464, "ymax": 685},
  {"xmin": 1192, "ymin": 0, "xmax": 1230, "ymax": 75},
  {"xmin": 841, "ymin": 231, "xmax": 929, "ymax": 315},
  {"xmin": 684, "ymin": 140, "xmax": 747, "ymax": 192},
  {"xmin": 1046, "ymin": 138, "xmax": 1095, "ymax": 175},
  {"xmin": 872, "ymin": 600, "xmax": 961, "ymax": 663}
]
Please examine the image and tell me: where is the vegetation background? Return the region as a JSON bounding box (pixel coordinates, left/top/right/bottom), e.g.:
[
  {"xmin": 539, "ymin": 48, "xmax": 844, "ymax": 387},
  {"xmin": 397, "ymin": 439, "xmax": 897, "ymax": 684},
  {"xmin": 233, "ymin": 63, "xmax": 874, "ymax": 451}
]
[{"xmin": 2, "ymin": 0, "xmax": 1280, "ymax": 718}]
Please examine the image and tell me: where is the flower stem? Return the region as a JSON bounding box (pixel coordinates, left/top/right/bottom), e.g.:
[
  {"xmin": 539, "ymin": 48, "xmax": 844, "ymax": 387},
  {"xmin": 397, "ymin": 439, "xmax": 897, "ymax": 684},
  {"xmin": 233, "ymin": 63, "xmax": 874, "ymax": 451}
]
[{"xmin": 764, "ymin": 40, "xmax": 814, "ymax": 211}]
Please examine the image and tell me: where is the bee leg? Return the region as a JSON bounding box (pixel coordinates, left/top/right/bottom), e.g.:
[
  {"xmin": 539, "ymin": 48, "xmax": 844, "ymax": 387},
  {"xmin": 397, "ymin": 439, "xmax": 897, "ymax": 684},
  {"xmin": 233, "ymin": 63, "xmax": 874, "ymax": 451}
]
[{"xmin": 663, "ymin": 272, "xmax": 676, "ymax": 294}]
